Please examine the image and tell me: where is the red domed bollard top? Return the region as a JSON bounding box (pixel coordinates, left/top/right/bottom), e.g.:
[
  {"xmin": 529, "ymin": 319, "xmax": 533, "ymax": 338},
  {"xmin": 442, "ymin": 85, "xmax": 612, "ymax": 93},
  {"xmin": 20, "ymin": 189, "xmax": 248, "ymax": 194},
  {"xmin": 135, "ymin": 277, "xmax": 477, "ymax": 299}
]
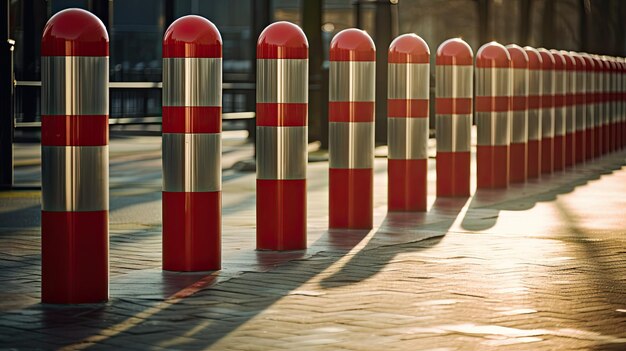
[
  {"xmin": 571, "ymin": 52, "xmax": 587, "ymax": 163},
  {"xmin": 537, "ymin": 48, "xmax": 556, "ymax": 174},
  {"xmin": 256, "ymin": 21, "xmax": 308, "ymax": 250},
  {"xmin": 387, "ymin": 34, "xmax": 430, "ymax": 212},
  {"xmin": 476, "ymin": 42, "xmax": 512, "ymax": 189},
  {"xmin": 549, "ymin": 49, "xmax": 566, "ymax": 171},
  {"xmin": 162, "ymin": 15, "xmax": 223, "ymax": 271},
  {"xmin": 581, "ymin": 53, "xmax": 596, "ymax": 160},
  {"xmin": 506, "ymin": 44, "xmax": 529, "ymax": 183},
  {"xmin": 329, "ymin": 28, "xmax": 375, "ymax": 229},
  {"xmin": 523, "ymin": 46, "xmax": 543, "ymax": 178},
  {"xmin": 560, "ymin": 51, "xmax": 577, "ymax": 167},
  {"xmin": 41, "ymin": 8, "xmax": 109, "ymax": 304},
  {"xmin": 435, "ymin": 38, "xmax": 473, "ymax": 197}
]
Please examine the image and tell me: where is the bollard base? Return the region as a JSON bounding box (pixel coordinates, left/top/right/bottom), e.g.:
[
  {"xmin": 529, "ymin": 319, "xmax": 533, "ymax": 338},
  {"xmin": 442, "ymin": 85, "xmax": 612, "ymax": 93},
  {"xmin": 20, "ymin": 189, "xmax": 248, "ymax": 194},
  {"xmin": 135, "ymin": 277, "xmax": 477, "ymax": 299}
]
[
  {"xmin": 388, "ymin": 159, "xmax": 427, "ymax": 212},
  {"xmin": 329, "ymin": 168, "xmax": 373, "ymax": 230},
  {"xmin": 553, "ymin": 135, "xmax": 565, "ymax": 171},
  {"xmin": 541, "ymin": 137, "xmax": 554, "ymax": 174},
  {"xmin": 585, "ymin": 129, "xmax": 595, "ymax": 161},
  {"xmin": 509, "ymin": 142, "xmax": 527, "ymax": 183},
  {"xmin": 436, "ymin": 151, "xmax": 470, "ymax": 197},
  {"xmin": 477, "ymin": 145, "xmax": 509, "ymax": 189},
  {"xmin": 256, "ymin": 179, "xmax": 306, "ymax": 251},
  {"xmin": 565, "ymin": 133, "xmax": 575, "ymax": 167},
  {"xmin": 574, "ymin": 130, "xmax": 585, "ymax": 164},
  {"xmin": 42, "ymin": 210, "xmax": 109, "ymax": 304},
  {"xmin": 527, "ymin": 139, "xmax": 541, "ymax": 179},
  {"xmin": 595, "ymin": 127, "xmax": 603, "ymax": 157},
  {"xmin": 163, "ymin": 191, "xmax": 221, "ymax": 271}
]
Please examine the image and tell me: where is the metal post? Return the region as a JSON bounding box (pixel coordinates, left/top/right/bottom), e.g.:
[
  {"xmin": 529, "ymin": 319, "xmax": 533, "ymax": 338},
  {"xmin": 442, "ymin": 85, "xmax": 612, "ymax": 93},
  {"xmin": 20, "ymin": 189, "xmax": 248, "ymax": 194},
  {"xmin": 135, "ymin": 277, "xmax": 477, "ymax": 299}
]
[{"xmin": 0, "ymin": 0, "xmax": 14, "ymax": 189}]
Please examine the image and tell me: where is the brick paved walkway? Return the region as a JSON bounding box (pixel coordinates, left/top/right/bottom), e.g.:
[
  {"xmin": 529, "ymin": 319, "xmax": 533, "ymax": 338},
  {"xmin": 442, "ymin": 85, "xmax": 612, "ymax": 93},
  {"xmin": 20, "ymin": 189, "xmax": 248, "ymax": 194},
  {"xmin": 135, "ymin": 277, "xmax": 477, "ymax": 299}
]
[{"xmin": 1, "ymin": 135, "xmax": 625, "ymax": 350}]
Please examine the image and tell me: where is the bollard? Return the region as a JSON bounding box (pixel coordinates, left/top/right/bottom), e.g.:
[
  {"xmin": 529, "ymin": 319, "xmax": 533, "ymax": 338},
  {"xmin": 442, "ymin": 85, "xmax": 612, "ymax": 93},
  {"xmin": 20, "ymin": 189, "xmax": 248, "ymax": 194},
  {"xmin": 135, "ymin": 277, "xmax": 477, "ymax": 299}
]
[
  {"xmin": 621, "ymin": 58, "xmax": 626, "ymax": 149},
  {"xmin": 581, "ymin": 54, "xmax": 595, "ymax": 160},
  {"xmin": 256, "ymin": 22, "xmax": 308, "ymax": 249},
  {"xmin": 387, "ymin": 34, "xmax": 430, "ymax": 211},
  {"xmin": 329, "ymin": 29, "xmax": 375, "ymax": 229},
  {"xmin": 537, "ymin": 49, "xmax": 555, "ymax": 175},
  {"xmin": 610, "ymin": 58, "xmax": 621, "ymax": 150},
  {"xmin": 524, "ymin": 47, "xmax": 543, "ymax": 178},
  {"xmin": 561, "ymin": 51, "xmax": 576, "ymax": 167},
  {"xmin": 506, "ymin": 44, "xmax": 528, "ymax": 183},
  {"xmin": 550, "ymin": 50, "xmax": 566, "ymax": 171},
  {"xmin": 476, "ymin": 42, "xmax": 511, "ymax": 189},
  {"xmin": 601, "ymin": 56, "xmax": 611, "ymax": 154},
  {"xmin": 41, "ymin": 8, "xmax": 109, "ymax": 303},
  {"xmin": 435, "ymin": 38, "xmax": 473, "ymax": 197},
  {"xmin": 162, "ymin": 16, "xmax": 222, "ymax": 270},
  {"xmin": 571, "ymin": 52, "xmax": 586, "ymax": 164},
  {"xmin": 593, "ymin": 55, "xmax": 604, "ymax": 156}
]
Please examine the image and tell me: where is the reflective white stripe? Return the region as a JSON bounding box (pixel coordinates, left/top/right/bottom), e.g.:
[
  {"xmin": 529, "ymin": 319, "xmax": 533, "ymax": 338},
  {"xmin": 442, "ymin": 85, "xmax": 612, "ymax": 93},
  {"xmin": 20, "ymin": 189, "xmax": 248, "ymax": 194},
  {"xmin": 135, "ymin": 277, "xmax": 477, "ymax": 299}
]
[
  {"xmin": 163, "ymin": 58, "xmax": 222, "ymax": 107},
  {"xmin": 528, "ymin": 69, "xmax": 542, "ymax": 96},
  {"xmin": 256, "ymin": 59, "xmax": 308, "ymax": 104},
  {"xmin": 528, "ymin": 108, "xmax": 542, "ymax": 141},
  {"xmin": 554, "ymin": 105, "xmax": 566, "ymax": 136},
  {"xmin": 42, "ymin": 145, "xmax": 109, "ymax": 212},
  {"xmin": 42, "ymin": 56, "xmax": 109, "ymax": 115},
  {"xmin": 388, "ymin": 118, "xmax": 428, "ymax": 160},
  {"xmin": 553, "ymin": 71, "xmax": 566, "ymax": 95},
  {"xmin": 329, "ymin": 61, "xmax": 375, "ymax": 102},
  {"xmin": 162, "ymin": 133, "xmax": 221, "ymax": 192},
  {"xmin": 476, "ymin": 67, "xmax": 512, "ymax": 97},
  {"xmin": 477, "ymin": 111, "xmax": 511, "ymax": 146},
  {"xmin": 329, "ymin": 122, "xmax": 374, "ymax": 168},
  {"xmin": 256, "ymin": 126, "xmax": 307, "ymax": 180},
  {"xmin": 435, "ymin": 65, "xmax": 473, "ymax": 98},
  {"xmin": 511, "ymin": 110, "xmax": 528, "ymax": 143},
  {"xmin": 436, "ymin": 114, "xmax": 472, "ymax": 152},
  {"xmin": 541, "ymin": 108, "xmax": 555, "ymax": 137},
  {"xmin": 387, "ymin": 63, "xmax": 429, "ymax": 100}
]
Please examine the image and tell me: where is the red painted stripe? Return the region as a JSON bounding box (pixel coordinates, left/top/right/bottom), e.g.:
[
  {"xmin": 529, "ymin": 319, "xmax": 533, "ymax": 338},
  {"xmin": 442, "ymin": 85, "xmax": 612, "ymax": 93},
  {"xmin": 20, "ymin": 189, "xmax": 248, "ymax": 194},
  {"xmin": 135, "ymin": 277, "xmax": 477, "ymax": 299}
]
[
  {"xmin": 586, "ymin": 93, "xmax": 596, "ymax": 104},
  {"xmin": 329, "ymin": 168, "xmax": 373, "ymax": 229},
  {"xmin": 527, "ymin": 139, "xmax": 541, "ymax": 179},
  {"xmin": 542, "ymin": 95, "xmax": 554, "ymax": 108},
  {"xmin": 475, "ymin": 96, "xmax": 511, "ymax": 112},
  {"xmin": 162, "ymin": 106, "xmax": 221, "ymax": 134},
  {"xmin": 477, "ymin": 145, "xmax": 509, "ymax": 189},
  {"xmin": 42, "ymin": 115, "xmax": 108, "ymax": 146},
  {"xmin": 565, "ymin": 93, "xmax": 575, "ymax": 106},
  {"xmin": 387, "ymin": 99, "xmax": 429, "ymax": 118},
  {"xmin": 575, "ymin": 130, "xmax": 585, "ymax": 164},
  {"xmin": 256, "ymin": 103, "xmax": 308, "ymax": 126},
  {"xmin": 553, "ymin": 95, "xmax": 565, "ymax": 108},
  {"xmin": 541, "ymin": 137, "xmax": 553, "ymax": 174},
  {"xmin": 585, "ymin": 128, "xmax": 595, "ymax": 160},
  {"xmin": 435, "ymin": 98, "xmax": 472, "ymax": 115},
  {"xmin": 565, "ymin": 133, "xmax": 575, "ymax": 167},
  {"xmin": 42, "ymin": 210, "xmax": 108, "ymax": 303},
  {"xmin": 329, "ymin": 101, "xmax": 374, "ymax": 122},
  {"xmin": 436, "ymin": 151, "xmax": 471, "ymax": 197},
  {"xmin": 511, "ymin": 96, "xmax": 527, "ymax": 111},
  {"xmin": 388, "ymin": 159, "xmax": 427, "ymax": 212},
  {"xmin": 528, "ymin": 95, "xmax": 541, "ymax": 109},
  {"xmin": 574, "ymin": 93, "xmax": 585, "ymax": 104},
  {"xmin": 509, "ymin": 142, "xmax": 527, "ymax": 183},
  {"xmin": 162, "ymin": 191, "xmax": 221, "ymax": 271},
  {"xmin": 256, "ymin": 179, "xmax": 306, "ymax": 250},
  {"xmin": 553, "ymin": 135, "xmax": 565, "ymax": 171}
]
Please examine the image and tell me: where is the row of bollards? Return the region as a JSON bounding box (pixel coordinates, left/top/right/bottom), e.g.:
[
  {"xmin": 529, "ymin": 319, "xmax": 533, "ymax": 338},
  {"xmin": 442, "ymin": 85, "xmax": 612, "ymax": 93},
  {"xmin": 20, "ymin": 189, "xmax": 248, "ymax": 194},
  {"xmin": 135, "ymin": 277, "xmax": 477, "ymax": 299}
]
[{"xmin": 40, "ymin": 10, "xmax": 626, "ymax": 303}]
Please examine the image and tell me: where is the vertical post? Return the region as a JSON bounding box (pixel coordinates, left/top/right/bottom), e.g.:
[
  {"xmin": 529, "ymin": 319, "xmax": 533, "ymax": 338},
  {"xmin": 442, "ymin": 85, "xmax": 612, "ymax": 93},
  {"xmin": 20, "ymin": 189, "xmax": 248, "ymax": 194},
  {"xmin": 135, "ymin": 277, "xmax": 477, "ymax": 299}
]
[
  {"xmin": 250, "ymin": 0, "xmax": 272, "ymax": 145},
  {"xmin": 593, "ymin": 55, "xmax": 604, "ymax": 157},
  {"xmin": 387, "ymin": 34, "xmax": 430, "ymax": 212},
  {"xmin": 572, "ymin": 53, "xmax": 587, "ymax": 164},
  {"xmin": 550, "ymin": 50, "xmax": 566, "ymax": 171},
  {"xmin": 162, "ymin": 16, "xmax": 223, "ymax": 271},
  {"xmin": 329, "ymin": 29, "xmax": 375, "ymax": 229},
  {"xmin": 610, "ymin": 58, "xmax": 620, "ymax": 150},
  {"xmin": 582, "ymin": 54, "xmax": 595, "ymax": 160},
  {"xmin": 506, "ymin": 44, "xmax": 529, "ymax": 183},
  {"xmin": 523, "ymin": 46, "xmax": 543, "ymax": 179},
  {"xmin": 373, "ymin": 0, "xmax": 397, "ymax": 144},
  {"xmin": 435, "ymin": 38, "xmax": 473, "ymax": 197},
  {"xmin": 601, "ymin": 57, "xmax": 611, "ymax": 154},
  {"xmin": 537, "ymin": 49, "xmax": 555, "ymax": 175},
  {"xmin": 476, "ymin": 42, "xmax": 512, "ymax": 189},
  {"xmin": 41, "ymin": 9, "xmax": 109, "ymax": 303},
  {"xmin": 256, "ymin": 22, "xmax": 308, "ymax": 250},
  {"xmin": 561, "ymin": 51, "xmax": 576, "ymax": 167},
  {"xmin": 621, "ymin": 58, "xmax": 626, "ymax": 149},
  {"xmin": 0, "ymin": 0, "xmax": 13, "ymax": 189}
]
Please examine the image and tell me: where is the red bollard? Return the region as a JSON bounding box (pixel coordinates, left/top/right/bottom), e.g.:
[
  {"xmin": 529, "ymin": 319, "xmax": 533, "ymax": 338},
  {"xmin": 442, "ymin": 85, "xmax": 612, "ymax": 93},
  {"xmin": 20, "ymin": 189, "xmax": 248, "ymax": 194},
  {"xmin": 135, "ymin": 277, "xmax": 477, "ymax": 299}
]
[
  {"xmin": 550, "ymin": 50, "xmax": 566, "ymax": 171},
  {"xmin": 476, "ymin": 42, "xmax": 511, "ymax": 189},
  {"xmin": 593, "ymin": 55, "xmax": 604, "ymax": 156},
  {"xmin": 610, "ymin": 57, "xmax": 621, "ymax": 150},
  {"xmin": 537, "ymin": 49, "xmax": 555, "ymax": 175},
  {"xmin": 435, "ymin": 38, "xmax": 473, "ymax": 197},
  {"xmin": 601, "ymin": 56, "xmax": 611, "ymax": 155},
  {"xmin": 329, "ymin": 29, "xmax": 375, "ymax": 229},
  {"xmin": 571, "ymin": 52, "xmax": 586, "ymax": 164},
  {"xmin": 621, "ymin": 58, "xmax": 626, "ymax": 149},
  {"xmin": 581, "ymin": 54, "xmax": 596, "ymax": 160},
  {"xmin": 506, "ymin": 44, "xmax": 529, "ymax": 183},
  {"xmin": 387, "ymin": 34, "xmax": 430, "ymax": 211},
  {"xmin": 561, "ymin": 51, "xmax": 576, "ymax": 167},
  {"xmin": 524, "ymin": 47, "xmax": 543, "ymax": 178},
  {"xmin": 41, "ymin": 8, "xmax": 109, "ymax": 303},
  {"xmin": 162, "ymin": 16, "xmax": 222, "ymax": 270},
  {"xmin": 256, "ymin": 22, "xmax": 308, "ymax": 249}
]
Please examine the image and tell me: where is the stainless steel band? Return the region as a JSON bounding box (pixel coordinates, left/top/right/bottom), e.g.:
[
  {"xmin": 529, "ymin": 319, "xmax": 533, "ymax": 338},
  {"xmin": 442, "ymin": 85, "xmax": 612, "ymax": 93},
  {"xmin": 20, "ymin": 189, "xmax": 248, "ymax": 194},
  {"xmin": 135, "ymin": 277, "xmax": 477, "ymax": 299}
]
[
  {"xmin": 436, "ymin": 114, "xmax": 472, "ymax": 152},
  {"xmin": 256, "ymin": 59, "xmax": 308, "ymax": 103},
  {"xmin": 42, "ymin": 145, "xmax": 109, "ymax": 212},
  {"xmin": 511, "ymin": 110, "xmax": 528, "ymax": 143},
  {"xmin": 41, "ymin": 56, "xmax": 109, "ymax": 115},
  {"xmin": 435, "ymin": 65, "xmax": 473, "ymax": 98},
  {"xmin": 476, "ymin": 111, "xmax": 511, "ymax": 146},
  {"xmin": 329, "ymin": 61, "xmax": 375, "ymax": 102},
  {"xmin": 528, "ymin": 108, "xmax": 541, "ymax": 141},
  {"xmin": 542, "ymin": 70, "xmax": 555, "ymax": 95},
  {"xmin": 388, "ymin": 118, "xmax": 428, "ymax": 160},
  {"xmin": 528, "ymin": 70, "xmax": 542, "ymax": 96},
  {"xmin": 162, "ymin": 133, "xmax": 222, "ymax": 192},
  {"xmin": 256, "ymin": 126, "xmax": 307, "ymax": 180},
  {"xmin": 553, "ymin": 71, "xmax": 565, "ymax": 94},
  {"xmin": 541, "ymin": 108, "xmax": 555, "ymax": 137},
  {"xmin": 475, "ymin": 67, "xmax": 512, "ymax": 97},
  {"xmin": 163, "ymin": 57, "xmax": 222, "ymax": 107},
  {"xmin": 554, "ymin": 105, "xmax": 566, "ymax": 136},
  {"xmin": 511, "ymin": 68, "xmax": 529, "ymax": 96},
  {"xmin": 576, "ymin": 104, "xmax": 586, "ymax": 131},
  {"xmin": 329, "ymin": 122, "xmax": 374, "ymax": 168},
  {"xmin": 387, "ymin": 63, "xmax": 429, "ymax": 99}
]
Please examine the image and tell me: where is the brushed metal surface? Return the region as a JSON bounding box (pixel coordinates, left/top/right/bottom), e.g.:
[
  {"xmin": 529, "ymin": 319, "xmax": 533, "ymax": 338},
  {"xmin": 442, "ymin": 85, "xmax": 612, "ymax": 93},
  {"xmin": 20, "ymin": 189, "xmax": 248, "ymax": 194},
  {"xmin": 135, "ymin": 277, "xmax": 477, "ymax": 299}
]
[
  {"xmin": 512, "ymin": 110, "xmax": 528, "ymax": 143},
  {"xmin": 163, "ymin": 58, "xmax": 222, "ymax": 107},
  {"xmin": 329, "ymin": 122, "xmax": 374, "ymax": 168},
  {"xmin": 162, "ymin": 133, "xmax": 221, "ymax": 192},
  {"xmin": 436, "ymin": 114, "xmax": 472, "ymax": 152},
  {"xmin": 387, "ymin": 63, "xmax": 429, "ymax": 100},
  {"xmin": 256, "ymin": 126, "xmax": 307, "ymax": 180},
  {"xmin": 528, "ymin": 108, "xmax": 542, "ymax": 141},
  {"xmin": 476, "ymin": 67, "xmax": 512, "ymax": 97},
  {"xmin": 256, "ymin": 59, "xmax": 308, "ymax": 103},
  {"xmin": 436, "ymin": 65, "xmax": 473, "ymax": 98},
  {"xmin": 541, "ymin": 108, "xmax": 555, "ymax": 137},
  {"xmin": 477, "ymin": 111, "xmax": 511, "ymax": 146},
  {"xmin": 329, "ymin": 61, "xmax": 375, "ymax": 102},
  {"xmin": 388, "ymin": 118, "xmax": 428, "ymax": 160}
]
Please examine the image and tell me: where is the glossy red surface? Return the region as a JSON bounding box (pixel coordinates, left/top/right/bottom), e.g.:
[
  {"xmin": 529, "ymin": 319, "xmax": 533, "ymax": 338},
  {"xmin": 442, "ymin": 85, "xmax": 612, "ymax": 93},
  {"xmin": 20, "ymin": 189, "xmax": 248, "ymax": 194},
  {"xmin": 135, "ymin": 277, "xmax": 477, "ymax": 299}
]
[
  {"xmin": 509, "ymin": 142, "xmax": 527, "ymax": 183},
  {"xmin": 436, "ymin": 151, "xmax": 471, "ymax": 197},
  {"xmin": 257, "ymin": 21, "xmax": 308, "ymax": 59},
  {"xmin": 553, "ymin": 135, "xmax": 565, "ymax": 171},
  {"xmin": 585, "ymin": 128, "xmax": 595, "ymax": 160},
  {"xmin": 387, "ymin": 99, "xmax": 429, "ymax": 118},
  {"xmin": 436, "ymin": 38, "xmax": 473, "ymax": 66},
  {"xmin": 162, "ymin": 106, "xmax": 221, "ymax": 133},
  {"xmin": 256, "ymin": 103, "xmax": 307, "ymax": 126},
  {"xmin": 330, "ymin": 29, "xmax": 375, "ymax": 62},
  {"xmin": 527, "ymin": 139, "xmax": 541, "ymax": 179},
  {"xmin": 476, "ymin": 42, "xmax": 511, "ymax": 69},
  {"xmin": 388, "ymin": 159, "xmax": 427, "ymax": 212},
  {"xmin": 163, "ymin": 15, "xmax": 222, "ymax": 58},
  {"xmin": 477, "ymin": 145, "xmax": 509, "ymax": 189},
  {"xmin": 575, "ymin": 130, "xmax": 585, "ymax": 164},
  {"xmin": 475, "ymin": 96, "xmax": 511, "ymax": 112},
  {"xmin": 523, "ymin": 46, "xmax": 543, "ymax": 70},
  {"xmin": 541, "ymin": 137, "xmax": 554, "ymax": 174},
  {"xmin": 537, "ymin": 49, "xmax": 555, "ymax": 70},
  {"xmin": 565, "ymin": 133, "xmax": 575, "ymax": 167},
  {"xmin": 328, "ymin": 101, "xmax": 375, "ymax": 122},
  {"xmin": 41, "ymin": 115, "xmax": 108, "ymax": 146},
  {"xmin": 550, "ymin": 50, "xmax": 566, "ymax": 70},
  {"xmin": 41, "ymin": 8, "xmax": 108, "ymax": 56},
  {"xmin": 435, "ymin": 98, "xmax": 472, "ymax": 115},
  {"xmin": 512, "ymin": 96, "xmax": 527, "ymax": 111},
  {"xmin": 388, "ymin": 34, "xmax": 429, "ymax": 64},
  {"xmin": 256, "ymin": 179, "xmax": 306, "ymax": 250},
  {"xmin": 329, "ymin": 168, "xmax": 373, "ymax": 229},
  {"xmin": 506, "ymin": 44, "xmax": 529, "ymax": 69}
]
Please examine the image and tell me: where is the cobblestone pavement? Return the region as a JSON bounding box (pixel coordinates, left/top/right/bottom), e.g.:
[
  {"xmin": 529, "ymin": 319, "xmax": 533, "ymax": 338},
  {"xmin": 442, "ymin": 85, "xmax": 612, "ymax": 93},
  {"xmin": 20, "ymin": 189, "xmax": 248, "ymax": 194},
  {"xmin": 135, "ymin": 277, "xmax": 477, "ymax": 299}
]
[{"xmin": 1, "ymin": 134, "xmax": 625, "ymax": 350}]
